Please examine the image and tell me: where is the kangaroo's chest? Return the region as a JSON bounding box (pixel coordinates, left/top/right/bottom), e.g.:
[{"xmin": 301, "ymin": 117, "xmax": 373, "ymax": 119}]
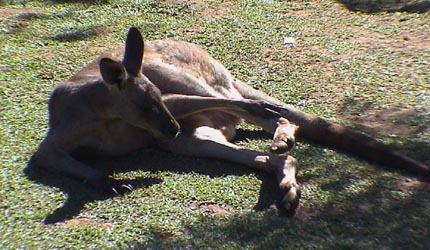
[{"xmin": 72, "ymin": 120, "xmax": 154, "ymax": 159}]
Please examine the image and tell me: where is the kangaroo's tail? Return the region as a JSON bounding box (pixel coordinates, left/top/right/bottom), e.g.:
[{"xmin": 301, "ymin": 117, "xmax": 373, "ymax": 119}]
[{"xmin": 233, "ymin": 80, "xmax": 430, "ymax": 176}]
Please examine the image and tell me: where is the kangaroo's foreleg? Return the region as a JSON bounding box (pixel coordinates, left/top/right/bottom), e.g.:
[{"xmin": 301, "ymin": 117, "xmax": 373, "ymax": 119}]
[
  {"xmin": 158, "ymin": 127, "xmax": 301, "ymax": 214},
  {"xmin": 162, "ymin": 94, "xmax": 282, "ymax": 119},
  {"xmin": 163, "ymin": 94, "xmax": 299, "ymax": 153},
  {"xmin": 34, "ymin": 132, "xmax": 131, "ymax": 193}
]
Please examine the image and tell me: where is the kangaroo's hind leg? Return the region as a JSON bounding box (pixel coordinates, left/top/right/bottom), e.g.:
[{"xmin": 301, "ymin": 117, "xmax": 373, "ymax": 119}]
[{"xmin": 158, "ymin": 125, "xmax": 301, "ymax": 214}]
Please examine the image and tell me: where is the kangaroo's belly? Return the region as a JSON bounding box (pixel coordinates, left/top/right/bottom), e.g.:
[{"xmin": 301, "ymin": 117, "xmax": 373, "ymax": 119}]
[{"xmin": 178, "ymin": 111, "xmax": 242, "ymax": 141}]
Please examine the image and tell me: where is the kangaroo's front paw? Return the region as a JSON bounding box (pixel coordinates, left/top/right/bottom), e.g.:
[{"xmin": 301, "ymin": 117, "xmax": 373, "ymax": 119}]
[
  {"xmin": 246, "ymin": 100, "xmax": 281, "ymax": 118},
  {"xmin": 270, "ymin": 118, "xmax": 299, "ymax": 154}
]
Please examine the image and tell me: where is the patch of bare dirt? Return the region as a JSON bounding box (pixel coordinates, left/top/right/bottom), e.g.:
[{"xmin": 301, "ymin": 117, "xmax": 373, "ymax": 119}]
[
  {"xmin": 159, "ymin": 0, "xmax": 232, "ymax": 19},
  {"xmin": 305, "ymin": 45, "xmax": 338, "ymax": 76},
  {"xmin": 338, "ymin": 105, "xmax": 425, "ymax": 137},
  {"xmin": 290, "ymin": 9, "xmax": 312, "ymax": 18},
  {"xmin": 55, "ymin": 218, "xmax": 113, "ymax": 229},
  {"xmin": 397, "ymin": 176, "xmax": 430, "ymax": 192},
  {"xmin": 189, "ymin": 201, "xmax": 234, "ymax": 216},
  {"xmin": 279, "ymin": 0, "xmax": 323, "ymax": 18},
  {"xmin": 294, "ymin": 206, "xmax": 319, "ymax": 220},
  {"xmin": 260, "ymin": 47, "xmax": 281, "ymax": 66},
  {"xmin": 347, "ymin": 17, "xmax": 430, "ymax": 52},
  {"xmin": 357, "ymin": 200, "xmax": 374, "ymax": 213}
]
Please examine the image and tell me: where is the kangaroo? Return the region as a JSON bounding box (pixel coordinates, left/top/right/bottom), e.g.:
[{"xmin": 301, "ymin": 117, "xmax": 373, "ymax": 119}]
[{"xmin": 34, "ymin": 27, "xmax": 430, "ymax": 215}]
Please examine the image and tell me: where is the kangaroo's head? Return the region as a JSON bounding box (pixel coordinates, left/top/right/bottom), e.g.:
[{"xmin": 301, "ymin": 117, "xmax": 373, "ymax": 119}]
[{"xmin": 99, "ymin": 26, "xmax": 179, "ymax": 140}]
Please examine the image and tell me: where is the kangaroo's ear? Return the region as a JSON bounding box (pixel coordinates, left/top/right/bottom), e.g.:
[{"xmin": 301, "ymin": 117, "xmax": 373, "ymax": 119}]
[
  {"xmin": 99, "ymin": 58, "xmax": 126, "ymax": 88},
  {"xmin": 122, "ymin": 26, "xmax": 144, "ymax": 77}
]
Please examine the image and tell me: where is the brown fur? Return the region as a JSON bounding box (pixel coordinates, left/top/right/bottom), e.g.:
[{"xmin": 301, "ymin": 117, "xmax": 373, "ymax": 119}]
[{"xmin": 34, "ymin": 27, "xmax": 430, "ymax": 215}]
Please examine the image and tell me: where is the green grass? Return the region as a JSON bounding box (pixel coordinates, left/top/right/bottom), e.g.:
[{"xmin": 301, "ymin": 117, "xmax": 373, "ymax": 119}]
[{"xmin": 1, "ymin": 0, "xmax": 430, "ymax": 249}]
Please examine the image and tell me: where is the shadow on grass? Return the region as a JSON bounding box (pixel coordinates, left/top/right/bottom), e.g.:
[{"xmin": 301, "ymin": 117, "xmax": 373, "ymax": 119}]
[
  {"xmin": 14, "ymin": 11, "xmax": 71, "ymax": 20},
  {"xmin": 126, "ymin": 129, "xmax": 430, "ymax": 249},
  {"xmin": 50, "ymin": 25, "xmax": 107, "ymax": 42},
  {"xmin": 23, "ymin": 130, "xmax": 285, "ymax": 224},
  {"xmin": 337, "ymin": 96, "xmax": 430, "ymax": 166},
  {"xmin": 338, "ymin": 0, "xmax": 430, "ymax": 13},
  {"xmin": 24, "ymin": 157, "xmax": 162, "ymax": 224},
  {"xmin": 134, "ymin": 175, "xmax": 430, "ymax": 249},
  {"xmin": 1, "ymin": 7, "xmax": 72, "ymax": 33},
  {"xmin": 1, "ymin": 7, "xmax": 107, "ymax": 41},
  {"xmin": 24, "ymin": 128, "xmax": 430, "ymax": 228}
]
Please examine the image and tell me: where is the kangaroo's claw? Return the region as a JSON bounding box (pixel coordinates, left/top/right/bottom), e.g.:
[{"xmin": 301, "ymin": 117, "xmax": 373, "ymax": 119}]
[
  {"xmin": 111, "ymin": 187, "xmax": 119, "ymax": 195},
  {"xmin": 105, "ymin": 179, "xmax": 134, "ymax": 195},
  {"xmin": 90, "ymin": 176, "xmax": 134, "ymax": 195},
  {"xmin": 122, "ymin": 184, "xmax": 134, "ymax": 192}
]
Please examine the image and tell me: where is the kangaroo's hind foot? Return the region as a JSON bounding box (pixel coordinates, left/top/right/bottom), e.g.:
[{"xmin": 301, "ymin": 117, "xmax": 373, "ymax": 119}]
[{"xmin": 270, "ymin": 118, "xmax": 299, "ymax": 154}]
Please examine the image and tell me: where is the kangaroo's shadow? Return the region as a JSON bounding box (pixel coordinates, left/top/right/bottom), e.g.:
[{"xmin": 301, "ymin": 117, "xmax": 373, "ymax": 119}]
[
  {"xmin": 24, "ymin": 158, "xmax": 162, "ymax": 224},
  {"xmin": 24, "ymin": 129, "xmax": 283, "ymax": 225}
]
